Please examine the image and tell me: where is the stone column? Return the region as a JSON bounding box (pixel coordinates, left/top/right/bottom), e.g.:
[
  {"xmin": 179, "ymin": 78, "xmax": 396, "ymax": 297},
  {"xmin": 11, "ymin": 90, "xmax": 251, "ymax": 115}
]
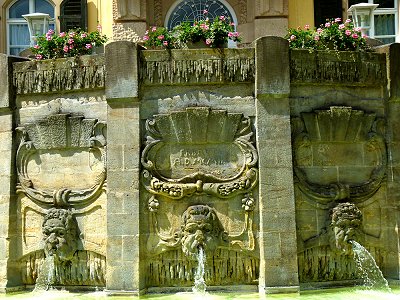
[
  {"xmin": 0, "ymin": 54, "xmax": 26, "ymax": 291},
  {"xmin": 105, "ymin": 41, "xmax": 143, "ymax": 294},
  {"xmin": 254, "ymin": 0, "xmax": 289, "ymax": 38},
  {"xmin": 254, "ymin": 36, "xmax": 299, "ymax": 294},
  {"xmin": 378, "ymin": 43, "xmax": 400, "ymax": 279}
]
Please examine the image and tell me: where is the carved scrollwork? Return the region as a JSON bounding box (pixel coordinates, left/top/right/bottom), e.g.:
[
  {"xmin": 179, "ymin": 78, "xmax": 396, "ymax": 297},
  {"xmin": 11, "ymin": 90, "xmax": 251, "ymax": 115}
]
[
  {"xmin": 16, "ymin": 114, "xmax": 107, "ymax": 208},
  {"xmin": 293, "ymin": 107, "xmax": 386, "ymax": 206},
  {"xmin": 141, "ymin": 107, "xmax": 258, "ymax": 200}
]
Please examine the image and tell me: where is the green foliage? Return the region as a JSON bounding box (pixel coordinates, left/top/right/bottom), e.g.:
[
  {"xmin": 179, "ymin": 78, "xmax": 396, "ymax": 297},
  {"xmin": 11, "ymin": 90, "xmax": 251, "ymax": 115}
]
[
  {"xmin": 142, "ymin": 11, "xmax": 241, "ymax": 49},
  {"xmin": 286, "ymin": 18, "xmax": 370, "ymax": 51},
  {"xmin": 31, "ymin": 27, "xmax": 107, "ymax": 60}
]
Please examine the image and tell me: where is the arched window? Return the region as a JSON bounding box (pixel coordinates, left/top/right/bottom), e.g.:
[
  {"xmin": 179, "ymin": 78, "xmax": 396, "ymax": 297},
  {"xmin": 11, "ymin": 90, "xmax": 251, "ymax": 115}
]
[
  {"xmin": 6, "ymin": 0, "xmax": 55, "ymax": 55},
  {"xmin": 166, "ymin": 0, "xmax": 237, "ymax": 30}
]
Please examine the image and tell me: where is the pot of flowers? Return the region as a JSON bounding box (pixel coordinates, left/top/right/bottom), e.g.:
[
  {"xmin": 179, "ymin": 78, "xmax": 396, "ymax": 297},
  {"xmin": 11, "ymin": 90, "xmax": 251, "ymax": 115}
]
[
  {"xmin": 142, "ymin": 10, "xmax": 241, "ymax": 49},
  {"xmin": 30, "ymin": 25, "xmax": 107, "ymax": 60}
]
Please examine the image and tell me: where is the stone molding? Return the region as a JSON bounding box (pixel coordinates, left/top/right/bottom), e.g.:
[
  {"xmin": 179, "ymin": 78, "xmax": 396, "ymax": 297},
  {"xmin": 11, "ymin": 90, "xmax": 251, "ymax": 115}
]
[
  {"xmin": 140, "ymin": 48, "xmax": 255, "ymax": 84},
  {"xmin": 13, "ymin": 55, "xmax": 105, "ymax": 95},
  {"xmin": 16, "ymin": 114, "xmax": 107, "ymax": 208},
  {"xmin": 290, "ymin": 50, "xmax": 387, "ymax": 86}
]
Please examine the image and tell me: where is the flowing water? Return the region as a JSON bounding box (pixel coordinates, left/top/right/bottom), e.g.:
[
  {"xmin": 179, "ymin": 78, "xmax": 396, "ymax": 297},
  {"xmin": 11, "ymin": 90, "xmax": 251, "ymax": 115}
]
[
  {"xmin": 192, "ymin": 246, "xmax": 207, "ymax": 295},
  {"xmin": 33, "ymin": 256, "xmax": 55, "ymax": 292},
  {"xmin": 350, "ymin": 240, "xmax": 390, "ymax": 290}
]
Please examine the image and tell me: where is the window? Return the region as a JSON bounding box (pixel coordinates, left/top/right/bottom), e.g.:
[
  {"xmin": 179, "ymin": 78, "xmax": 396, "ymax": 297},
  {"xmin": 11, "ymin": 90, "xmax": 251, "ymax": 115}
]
[
  {"xmin": 6, "ymin": 0, "xmax": 55, "ymax": 55},
  {"xmin": 165, "ymin": 0, "xmax": 237, "ymax": 47},
  {"xmin": 314, "ymin": 0, "xmax": 342, "ymax": 27},
  {"xmin": 348, "ymin": 0, "xmax": 398, "ymax": 43},
  {"xmin": 59, "ymin": 0, "xmax": 87, "ymax": 32}
]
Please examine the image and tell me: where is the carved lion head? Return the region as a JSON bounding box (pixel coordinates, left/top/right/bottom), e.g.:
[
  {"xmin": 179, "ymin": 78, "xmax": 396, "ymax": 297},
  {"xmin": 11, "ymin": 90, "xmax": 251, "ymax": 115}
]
[{"xmin": 42, "ymin": 208, "xmax": 78, "ymax": 261}]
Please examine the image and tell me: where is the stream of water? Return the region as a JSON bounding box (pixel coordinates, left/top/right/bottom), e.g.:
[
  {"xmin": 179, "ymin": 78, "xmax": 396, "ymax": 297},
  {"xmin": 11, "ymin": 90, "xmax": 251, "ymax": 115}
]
[
  {"xmin": 33, "ymin": 256, "xmax": 55, "ymax": 292},
  {"xmin": 350, "ymin": 240, "xmax": 390, "ymax": 291},
  {"xmin": 192, "ymin": 246, "xmax": 207, "ymax": 295}
]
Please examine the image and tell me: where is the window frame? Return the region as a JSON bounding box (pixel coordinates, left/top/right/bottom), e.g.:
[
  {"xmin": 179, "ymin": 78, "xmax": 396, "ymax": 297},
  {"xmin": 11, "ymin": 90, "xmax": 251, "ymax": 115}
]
[
  {"xmin": 6, "ymin": 0, "xmax": 56, "ymax": 55},
  {"xmin": 348, "ymin": 0, "xmax": 399, "ymax": 43}
]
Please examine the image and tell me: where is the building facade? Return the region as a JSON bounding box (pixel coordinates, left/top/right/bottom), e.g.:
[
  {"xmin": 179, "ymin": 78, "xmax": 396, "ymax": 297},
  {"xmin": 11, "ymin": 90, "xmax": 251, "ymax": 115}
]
[{"xmin": 1, "ymin": 0, "xmax": 399, "ymax": 55}]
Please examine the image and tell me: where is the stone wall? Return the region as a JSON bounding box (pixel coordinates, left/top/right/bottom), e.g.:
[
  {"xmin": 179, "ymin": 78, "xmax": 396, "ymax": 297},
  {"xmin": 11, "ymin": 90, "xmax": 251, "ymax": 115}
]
[{"xmin": 0, "ymin": 38, "xmax": 399, "ymax": 294}]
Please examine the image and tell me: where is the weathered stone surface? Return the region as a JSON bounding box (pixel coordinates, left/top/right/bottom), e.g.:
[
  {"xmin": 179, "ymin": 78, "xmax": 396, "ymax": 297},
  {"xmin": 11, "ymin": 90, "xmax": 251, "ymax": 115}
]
[
  {"xmin": 105, "ymin": 41, "xmax": 140, "ymax": 101},
  {"xmin": 255, "ymin": 36, "xmax": 290, "ymax": 97},
  {"xmin": 290, "ymin": 50, "xmax": 387, "ymax": 86},
  {"xmin": 13, "ymin": 55, "xmax": 105, "ymax": 95},
  {"xmin": 140, "ymin": 48, "xmax": 255, "ymax": 84}
]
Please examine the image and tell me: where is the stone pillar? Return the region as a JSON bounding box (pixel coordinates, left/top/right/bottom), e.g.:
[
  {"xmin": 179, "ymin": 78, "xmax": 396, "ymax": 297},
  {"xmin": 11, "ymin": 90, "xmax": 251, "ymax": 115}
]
[
  {"xmin": 254, "ymin": 0, "xmax": 289, "ymax": 38},
  {"xmin": 105, "ymin": 42, "xmax": 143, "ymax": 294},
  {"xmin": 378, "ymin": 43, "xmax": 400, "ymax": 279},
  {"xmin": 0, "ymin": 54, "xmax": 26, "ymax": 291},
  {"xmin": 254, "ymin": 36, "xmax": 299, "ymax": 294}
]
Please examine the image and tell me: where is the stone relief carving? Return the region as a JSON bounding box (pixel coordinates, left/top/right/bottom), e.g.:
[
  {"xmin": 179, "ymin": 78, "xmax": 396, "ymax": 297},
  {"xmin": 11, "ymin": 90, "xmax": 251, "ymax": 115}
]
[
  {"xmin": 20, "ymin": 207, "xmax": 106, "ymax": 286},
  {"xmin": 292, "ymin": 106, "xmax": 386, "ymax": 206},
  {"xmin": 16, "ymin": 114, "xmax": 107, "ymax": 208},
  {"xmin": 142, "ymin": 107, "xmax": 258, "ymax": 285},
  {"xmin": 256, "ymin": 0, "xmax": 287, "ymax": 16},
  {"xmin": 298, "ymin": 202, "xmax": 383, "ymax": 282}
]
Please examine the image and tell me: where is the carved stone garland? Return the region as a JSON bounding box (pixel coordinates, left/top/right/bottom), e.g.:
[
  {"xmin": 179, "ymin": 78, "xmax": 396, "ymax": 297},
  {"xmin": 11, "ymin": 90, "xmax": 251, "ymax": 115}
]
[
  {"xmin": 141, "ymin": 107, "xmax": 258, "ymax": 256},
  {"xmin": 16, "ymin": 114, "xmax": 107, "ymax": 208}
]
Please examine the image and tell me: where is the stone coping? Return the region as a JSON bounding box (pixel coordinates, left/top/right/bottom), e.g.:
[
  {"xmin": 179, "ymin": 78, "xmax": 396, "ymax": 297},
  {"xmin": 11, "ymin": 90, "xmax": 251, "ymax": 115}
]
[
  {"xmin": 13, "ymin": 54, "xmax": 105, "ymax": 95},
  {"xmin": 290, "ymin": 49, "xmax": 387, "ymax": 86},
  {"xmin": 140, "ymin": 48, "xmax": 256, "ymax": 85}
]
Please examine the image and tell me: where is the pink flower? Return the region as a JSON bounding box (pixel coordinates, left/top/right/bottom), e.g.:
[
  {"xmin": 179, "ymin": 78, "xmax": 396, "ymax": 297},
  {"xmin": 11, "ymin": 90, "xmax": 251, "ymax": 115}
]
[
  {"xmin": 33, "ymin": 44, "xmax": 40, "ymax": 49},
  {"xmin": 205, "ymin": 38, "xmax": 212, "ymax": 45},
  {"xmin": 233, "ymin": 32, "xmax": 240, "ymax": 37},
  {"xmin": 325, "ymin": 22, "xmax": 331, "ymax": 27},
  {"xmin": 35, "ymin": 54, "xmax": 43, "ymax": 60},
  {"xmin": 163, "ymin": 41, "xmax": 168, "ymax": 46},
  {"xmin": 96, "ymin": 24, "xmax": 102, "ymax": 32},
  {"xmin": 355, "ymin": 27, "xmax": 361, "ymax": 32},
  {"xmin": 352, "ymin": 33, "xmax": 359, "ymax": 39},
  {"xmin": 345, "ymin": 19, "xmax": 351, "ymax": 24},
  {"xmin": 290, "ymin": 35, "xmax": 296, "ymax": 41},
  {"xmin": 314, "ymin": 35, "xmax": 320, "ymax": 41},
  {"xmin": 335, "ymin": 18, "xmax": 341, "ymax": 23},
  {"xmin": 362, "ymin": 34, "xmax": 368, "ymax": 38},
  {"xmin": 228, "ymin": 32, "xmax": 234, "ymax": 37},
  {"xmin": 59, "ymin": 32, "xmax": 66, "ymax": 37},
  {"xmin": 69, "ymin": 45, "xmax": 74, "ymax": 50},
  {"xmin": 345, "ymin": 30, "xmax": 352, "ymax": 36},
  {"xmin": 151, "ymin": 26, "xmax": 157, "ymax": 32},
  {"xmin": 69, "ymin": 32, "xmax": 76, "ymax": 37},
  {"xmin": 143, "ymin": 35, "xmax": 149, "ymax": 41},
  {"xmin": 47, "ymin": 29, "xmax": 54, "ymax": 35},
  {"xmin": 339, "ymin": 24, "xmax": 345, "ymax": 30},
  {"xmin": 85, "ymin": 43, "xmax": 92, "ymax": 49},
  {"xmin": 304, "ymin": 24, "xmax": 310, "ymax": 30},
  {"xmin": 81, "ymin": 33, "xmax": 87, "ymax": 38},
  {"xmin": 203, "ymin": 9, "xmax": 208, "ymax": 14},
  {"xmin": 200, "ymin": 23, "xmax": 209, "ymax": 30},
  {"xmin": 219, "ymin": 16, "xmax": 226, "ymax": 21},
  {"xmin": 157, "ymin": 35, "xmax": 164, "ymax": 40},
  {"xmin": 63, "ymin": 45, "xmax": 69, "ymax": 52},
  {"xmin": 230, "ymin": 22, "xmax": 235, "ymax": 26},
  {"xmin": 68, "ymin": 38, "xmax": 74, "ymax": 44},
  {"xmin": 46, "ymin": 36, "xmax": 52, "ymax": 41},
  {"xmin": 145, "ymin": 30, "xmax": 149, "ymax": 35},
  {"xmin": 317, "ymin": 28, "xmax": 323, "ymax": 34}
]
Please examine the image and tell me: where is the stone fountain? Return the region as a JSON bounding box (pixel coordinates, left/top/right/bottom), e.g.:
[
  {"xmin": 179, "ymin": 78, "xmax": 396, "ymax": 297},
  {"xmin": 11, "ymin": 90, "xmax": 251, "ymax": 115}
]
[{"xmin": 0, "ymin": 37, "xmax": 399, "ymax": 295}]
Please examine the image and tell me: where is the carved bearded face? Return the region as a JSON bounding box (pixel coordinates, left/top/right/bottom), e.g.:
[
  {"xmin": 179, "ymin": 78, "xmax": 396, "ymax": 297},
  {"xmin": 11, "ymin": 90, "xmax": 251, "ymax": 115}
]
[
  {"xmin": 329, "ymin": 202, "xmax": 362, "ymax": 255},
  {"xmin": 180, "ymin": 205, "xmax": 226, "ymax": 256},
  {"xmin": 42, "ymin": 208, "xmax": 77, "ymax": 261}
]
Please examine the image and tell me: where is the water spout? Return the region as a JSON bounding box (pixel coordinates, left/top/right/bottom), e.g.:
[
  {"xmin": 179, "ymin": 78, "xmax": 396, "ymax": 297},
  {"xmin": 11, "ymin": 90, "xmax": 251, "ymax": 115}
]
[
  {"xmin": 192, "ymin": 246, "xmax": 207, "ymax": 295},
  {"xmin": 350, "ymin": 240, "xmax": 390, "ymax": 291},
  {"xmin": 34, "ymin": 255, "xmax": 55, "ymax": 291}
]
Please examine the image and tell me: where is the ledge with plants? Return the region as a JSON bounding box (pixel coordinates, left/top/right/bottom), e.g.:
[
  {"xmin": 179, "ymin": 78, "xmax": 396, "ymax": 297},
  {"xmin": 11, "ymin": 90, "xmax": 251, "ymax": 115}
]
[
  {"xmin": 286, "ymin": 18, "xmax": 387, "ymax": 86},
  {"xmin": 13, "ymin": 26, "xmax": 108, "ymax": 94}
]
